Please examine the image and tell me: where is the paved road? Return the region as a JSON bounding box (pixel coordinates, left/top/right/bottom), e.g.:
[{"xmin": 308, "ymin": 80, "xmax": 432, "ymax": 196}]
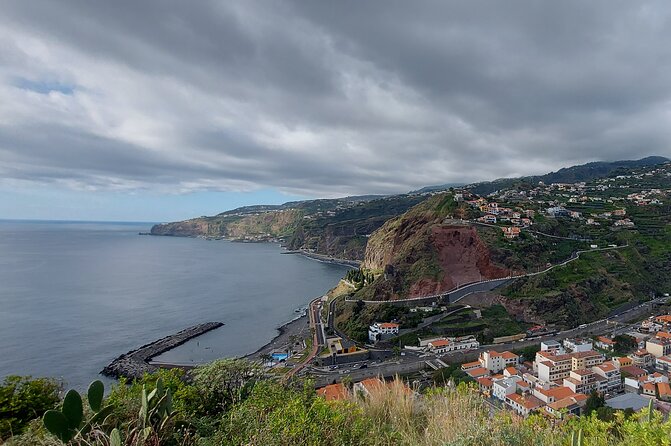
[{"xmin": 285, "ymin": 296, "xmax": 323, "ymax": 381}]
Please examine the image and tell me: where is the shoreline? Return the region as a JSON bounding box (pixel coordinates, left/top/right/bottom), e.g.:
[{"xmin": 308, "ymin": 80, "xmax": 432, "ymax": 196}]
[
  {"xmin": 139, "ymin": 233, "xmax": 346, "ymax": 363},
  {"xmin": 244, "ymin": 311, "xmax": 311, "ymax": 360},
  {"xmin": 285, "ymin": 249, "xmax": 361, "ymax": 268}
]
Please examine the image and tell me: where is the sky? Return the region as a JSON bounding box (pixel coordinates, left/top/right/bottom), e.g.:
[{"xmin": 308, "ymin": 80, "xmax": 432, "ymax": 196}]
[{"xmin": 1, "ymin": 1, "xmax": 671, "ymax": 221}]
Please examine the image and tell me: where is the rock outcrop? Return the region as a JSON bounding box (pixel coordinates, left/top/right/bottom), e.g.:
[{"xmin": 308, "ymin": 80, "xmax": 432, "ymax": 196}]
[
  {"xmin": 101, "ymin": 322, "xmax": 224, "ymax": 379},
  {"xmin": 359, "ymin": 193, "xmax": 511, "ymax": 300}
]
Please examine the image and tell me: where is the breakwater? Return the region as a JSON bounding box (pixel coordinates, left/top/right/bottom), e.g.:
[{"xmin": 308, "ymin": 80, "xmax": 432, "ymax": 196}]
[{"xmin": 101, "ymin": 322, "xmax": 224, "ymax": 379}]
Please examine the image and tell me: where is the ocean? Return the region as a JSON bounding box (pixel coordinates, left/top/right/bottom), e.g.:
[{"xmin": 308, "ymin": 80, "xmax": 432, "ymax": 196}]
[{"xmin": 0, "ymin": 220, "xmax": 348, "ymax": 389}]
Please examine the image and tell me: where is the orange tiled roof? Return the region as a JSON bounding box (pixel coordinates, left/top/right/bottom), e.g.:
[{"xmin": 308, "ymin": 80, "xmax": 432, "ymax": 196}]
[
  {"xmin": 505, "ymin": 366, "xmax": 518, "ymax": 375},
  {"xmin": 595, "ymin": 361, "xmax": 617, "ymax": 372},
  {"xmin": 379, "ymin": 322, "xmax": 399, "ymax": 329},
  {"xmin": 466, "ymin": 367, "xmax": 489, "ymax": 378},
  {"xmin": 477, "ymin": 377, "xmax": 493, "ymax": 388},
  {"xmin": 548, "ymin": 394, "xmax": 588, "ymax": 411},
  {"xmin": 597, "ymin": 336, "xmax": 615, "ymax": 345},
  {"xmin": 656, "ymin": 315, "xmax": 671, "ymax": 323},
  {"xmin": 615, "ymin": 357, "xmax": 632, "ymax": 365},
  {"xmin": 508, "ymin": 393, "xmax": 544, "ymax": 410},
  {"xmin": 643, "ymin": 382, "xmax": 656, "ymax": 392},
  {"xmin": 658, "ymin": 382, "xmax": 671, "ymax": 396},
  {"xmin": 359, "ymin": 378, "xmax": 386, "ymax": 393},
  {"xmin": 461, "ymin": 361, "xmax": 481, "ymax": 370},
  {"xmin": 429, "ymin": 339, "xmax": 451, "ymax": 347},
  {"xmin": 537, "ymin": 386, "xmax": 576, "ymax": 401},
  {"xmin": 656, "ymin": 331, "xmax": 671, "ymax": 339},
  {"xmin": 317, "ymin": 383, "xmax": 349, "ymax": 401},
  {"xmin": 500, "ymin": 351, "xmax": 519, "ymax": 360},
  {"xmin": 620, "ymin": 365, "xmax": 647, "ymax": 376}
]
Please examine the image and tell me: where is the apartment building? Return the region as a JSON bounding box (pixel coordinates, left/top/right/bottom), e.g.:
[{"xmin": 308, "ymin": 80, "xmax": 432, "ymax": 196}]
[
  {"xmin": 592, "ymin": 361, "xmax": 622, "ymax": 393},
  {"xmin": 571, "ymin": 350, "xmax": 605, "ymax": 370},
  {"xmin": 480, "ymin": 350, "xmax": 520, "ymax": 373},
  {"xmin": 646, "ymin": 337, "xmax": 671, "ymax": 358},
  {"xmin": 563, "ymin": 369, "xmax": 596, "ymax": 394},
  {"xmin": 536, "ymin": 351, "xmax": 573, "ymax": 382}
]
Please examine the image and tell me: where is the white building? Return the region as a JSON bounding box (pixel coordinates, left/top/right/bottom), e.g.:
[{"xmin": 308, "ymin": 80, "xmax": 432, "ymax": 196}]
[
  {"xmin": 426, "ymin": 337, "xmax": 479, "ymax": 354},
  {"xmin": 480, "ymin": 350, "xmax": 520, "ymax": 373},
  {"xmin": 563, "ymin": 338, "xmax": 593, "ymax": 353},
  {"xmin": 368, "ymin": 322, "xmax": 399, "ymax": 342},
  {"xmin": 541, "ymin": 340, "xmax": 565, "ymax": 355},
  {"xmin": 493, "ymin": 376, "xmax": 522, "ymax": 401},
  {"xmin": 506, "ymin": 393, "xmax": 545, "ymax": 417},
  {"xmin": 592, "ymin": 361, "xmax": 622, "ymax": 393}
]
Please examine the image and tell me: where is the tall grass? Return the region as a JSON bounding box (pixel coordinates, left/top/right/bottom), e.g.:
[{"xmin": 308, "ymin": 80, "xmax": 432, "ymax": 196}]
[{"xmin": 357, "ymin": 380, "xmax": 564, "ymax": 446}]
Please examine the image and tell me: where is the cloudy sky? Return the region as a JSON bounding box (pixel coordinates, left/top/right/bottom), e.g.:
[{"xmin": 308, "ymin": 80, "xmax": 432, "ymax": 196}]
[{"xmin": 2, "ymin": 1, "xmax": 671, "ymax": 221}]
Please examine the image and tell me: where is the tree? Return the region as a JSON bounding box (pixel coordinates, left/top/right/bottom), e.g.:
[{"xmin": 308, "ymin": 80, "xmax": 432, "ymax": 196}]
[
  {"xmin": 353, "ymin": 299, "xmax": 365, "ymax": 316},
  {"xmin": 613, "ymin": 335, "xmax": 637, "ymax": 355},
  {"xmin": 515, "ymin": 345, "xmax": 541, "ymax": 362},
  {"xmin": 583, "ymin": 391, "xmax": 605, "ymax": 416},
  {"xmin": 0, "ymin": 375, "xmax": 61, "ymax": 439},
  {"xmin": 192, "ymin": 359, "xmax": 262, "ymax": 416}
]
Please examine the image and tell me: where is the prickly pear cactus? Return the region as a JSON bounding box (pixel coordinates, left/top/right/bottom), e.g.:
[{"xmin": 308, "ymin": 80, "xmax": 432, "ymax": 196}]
[{"xmin": 43, "ymin": 380, "xmax": 114, "ymax": 443}]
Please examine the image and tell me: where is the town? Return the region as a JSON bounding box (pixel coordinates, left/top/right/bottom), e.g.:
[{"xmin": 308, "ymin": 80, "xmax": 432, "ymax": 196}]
[
  {"xmin": 306, "ymin": 310, "xmax": 671, "ymax": 420},
  {"xmin": 257, "ymin": 161, "xmax": 671, "ymax": 421}
]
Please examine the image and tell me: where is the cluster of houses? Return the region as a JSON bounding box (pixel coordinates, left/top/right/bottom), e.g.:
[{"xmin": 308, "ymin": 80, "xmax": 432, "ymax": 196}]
[
  {"xmin": 626, "ymin": 190, "xmax": 664, "ymax": 206},
  {"xmin": 462, "ymin": 338, "xmax": 644, "ymax": 419},
  {"xmin": 464, "ymin": 323, "xmax": 671, "ymax": 419},
  {"xmin": 470, "ymin": 199, "xmax": 534, "ymax": 235}
]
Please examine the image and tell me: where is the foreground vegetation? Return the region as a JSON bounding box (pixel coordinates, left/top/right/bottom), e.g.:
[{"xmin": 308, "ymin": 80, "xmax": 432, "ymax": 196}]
[{"xmin": 3, "ymin": 362, "xmax": 671, "ymax": 445}]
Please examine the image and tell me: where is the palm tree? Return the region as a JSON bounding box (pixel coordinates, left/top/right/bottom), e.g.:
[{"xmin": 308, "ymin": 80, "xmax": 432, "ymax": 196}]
[{"xmin": 260, "ymin": 353, "xmax": 274, "ymax": 367}]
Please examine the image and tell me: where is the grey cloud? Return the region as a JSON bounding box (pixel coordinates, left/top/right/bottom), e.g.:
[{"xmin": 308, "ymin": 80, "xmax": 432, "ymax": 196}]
[{"xmin": 1, "ymin": 0, "xmax": 670, "ymax": 198}]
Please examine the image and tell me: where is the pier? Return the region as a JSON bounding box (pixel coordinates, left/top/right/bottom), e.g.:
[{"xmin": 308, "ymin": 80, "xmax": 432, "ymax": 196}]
[{"xmin": 101, "ymin": 322, "xmax": 224, "ymax": 379}]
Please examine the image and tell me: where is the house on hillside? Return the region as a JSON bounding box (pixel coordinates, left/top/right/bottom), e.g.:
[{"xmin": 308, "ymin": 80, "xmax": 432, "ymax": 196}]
[{"xmin": 368, "ymin": 322, "xmax": 399, "ymax": 342}]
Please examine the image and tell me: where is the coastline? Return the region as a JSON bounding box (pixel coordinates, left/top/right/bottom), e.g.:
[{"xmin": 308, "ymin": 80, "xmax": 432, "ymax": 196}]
[
  {"xmin": 143, "ymin": 232, "xmax": 361, "ymax": 268},
  {"xmin": 141, "ymin": 233, "xmax": 347, "ymax": 362},
  {"xmin": 244, "ymin": 311, "xmax": 310, "ymax": 360},
  {"xmin": 285, "ymin": 249, "xmax": 361, "ymax": 268}
]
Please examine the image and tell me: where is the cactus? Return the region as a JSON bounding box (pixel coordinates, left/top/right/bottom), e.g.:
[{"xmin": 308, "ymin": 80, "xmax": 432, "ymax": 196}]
[
  {"xmin": 110, "ymin": 428, "xmax": 122, "ymax": 446},
  {"xmin": 43, "ymin": 410, "xmax": 73, "ymax": 443},
  {"xmin": 570, "ymin": 429, "xmax": 583, "ymax": 446},
  {"xmin": 129, "ymin": 377, "xmax": 190, "ymax": 442},
  {"xmin": 646, "ymin": 398, "xmax": 654, "ymax": 423},
  {"xmin": 43, "ymin": 380, "xmax": 114, "ymax": 443},
  {"xmin": 88, "ymin": 379, "xmax": 104, "ymax": 412}
]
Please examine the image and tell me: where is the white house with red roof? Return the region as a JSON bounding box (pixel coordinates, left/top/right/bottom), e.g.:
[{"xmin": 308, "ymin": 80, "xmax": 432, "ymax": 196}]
[
  {"xmin": 426, "ymin": 336, "xmax": 479, "ymax": 354},
  {"xmin": 368, "ymin": 322, "xmax": 399, "ymax": 342},
  {"xmin": 480, "ymin": 350, "xmax": 520, "ymax": 373}
]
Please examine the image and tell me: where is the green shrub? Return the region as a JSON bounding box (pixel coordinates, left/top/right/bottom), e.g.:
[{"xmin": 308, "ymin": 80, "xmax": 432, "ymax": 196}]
[{"xmin": 0, "ymin": 376, "xmax": 61, "ymax": 439}]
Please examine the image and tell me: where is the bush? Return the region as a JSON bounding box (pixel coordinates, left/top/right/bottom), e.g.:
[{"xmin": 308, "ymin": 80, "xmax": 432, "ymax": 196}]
[
  {"xmin": 0, "ymin": 376, "xmax": 61, "ymax": 440},
  {"xmin": 215, "ymin": 381, "xmax": 373, "ymax": 446}
]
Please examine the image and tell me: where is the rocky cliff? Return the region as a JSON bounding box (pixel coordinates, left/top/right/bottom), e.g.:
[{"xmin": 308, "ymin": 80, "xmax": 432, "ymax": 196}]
[
  {"xmin": 357, "ymin": 194, "xmax": 510, "ymax": 300},
  {"xmin": 150, "ymin": 195, "xmax": 424, "ymax": 259},
  {"xmin": 150, "ymin": 209, "xmax": 302, "ymax": 240}
]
